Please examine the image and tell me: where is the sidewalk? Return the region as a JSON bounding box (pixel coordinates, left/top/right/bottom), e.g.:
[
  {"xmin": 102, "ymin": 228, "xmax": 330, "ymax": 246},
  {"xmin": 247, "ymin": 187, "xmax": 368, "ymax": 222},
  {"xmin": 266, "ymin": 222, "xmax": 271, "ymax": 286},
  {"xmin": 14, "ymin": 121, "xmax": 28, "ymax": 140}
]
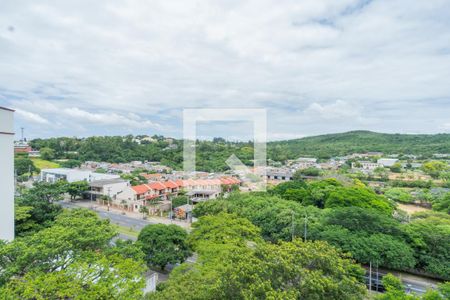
[{"xmin": 70, "ymin": 200, "xmax": 192, "ymax": 229}]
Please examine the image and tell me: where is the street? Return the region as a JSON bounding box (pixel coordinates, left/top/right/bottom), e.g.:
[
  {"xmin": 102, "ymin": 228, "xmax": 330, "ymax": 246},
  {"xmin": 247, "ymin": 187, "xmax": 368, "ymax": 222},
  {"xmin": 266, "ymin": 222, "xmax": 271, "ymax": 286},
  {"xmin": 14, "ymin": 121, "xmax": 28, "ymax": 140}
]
[{"xmin": 60, "ymin": 201, "xmax": 155, "ymax": 240}]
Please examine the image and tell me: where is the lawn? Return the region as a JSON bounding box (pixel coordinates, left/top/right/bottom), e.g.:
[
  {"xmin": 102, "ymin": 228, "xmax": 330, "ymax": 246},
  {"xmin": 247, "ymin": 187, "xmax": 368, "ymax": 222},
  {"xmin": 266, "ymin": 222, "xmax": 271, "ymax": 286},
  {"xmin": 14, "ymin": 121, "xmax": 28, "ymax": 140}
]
[
  {"xmin": 31, "ymin": 158, "xmax": 60, "ymax": 169},
  {"xmin": 114, "ymin": 224, "xmax": 140, "ymax": 239}
]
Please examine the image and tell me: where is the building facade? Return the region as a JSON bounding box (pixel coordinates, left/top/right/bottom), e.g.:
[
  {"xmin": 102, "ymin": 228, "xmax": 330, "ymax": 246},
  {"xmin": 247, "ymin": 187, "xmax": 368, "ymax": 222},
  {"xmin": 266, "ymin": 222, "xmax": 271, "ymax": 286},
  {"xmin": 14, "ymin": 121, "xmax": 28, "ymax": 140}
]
[
  {"xmin": 0, "ymin": 107, "xmax": 15, "ymax": 241},
  {"xmin": 40, "ymin": 168, "xmax": 120, "ymax": 183}
]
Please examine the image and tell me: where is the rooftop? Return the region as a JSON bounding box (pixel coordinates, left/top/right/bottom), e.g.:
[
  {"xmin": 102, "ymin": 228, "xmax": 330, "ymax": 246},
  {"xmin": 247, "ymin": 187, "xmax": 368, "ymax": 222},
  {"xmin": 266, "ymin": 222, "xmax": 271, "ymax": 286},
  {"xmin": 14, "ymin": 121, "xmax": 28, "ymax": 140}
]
[{"xmin": 90, "ymin": 178, "xmax": 128, "ymax": 187}]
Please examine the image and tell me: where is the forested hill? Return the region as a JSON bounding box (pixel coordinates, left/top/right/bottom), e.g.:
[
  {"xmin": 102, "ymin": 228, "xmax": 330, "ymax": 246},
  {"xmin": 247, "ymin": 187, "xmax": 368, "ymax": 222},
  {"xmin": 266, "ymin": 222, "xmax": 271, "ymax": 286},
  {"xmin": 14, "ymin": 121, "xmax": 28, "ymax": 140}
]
[
  {"xmin": 268, "ymin": 131, "xmax": 450, "ymax": 160},
  {"xmin": 28, "ymin": 131, "xmax": 450, "ymax": 171}
]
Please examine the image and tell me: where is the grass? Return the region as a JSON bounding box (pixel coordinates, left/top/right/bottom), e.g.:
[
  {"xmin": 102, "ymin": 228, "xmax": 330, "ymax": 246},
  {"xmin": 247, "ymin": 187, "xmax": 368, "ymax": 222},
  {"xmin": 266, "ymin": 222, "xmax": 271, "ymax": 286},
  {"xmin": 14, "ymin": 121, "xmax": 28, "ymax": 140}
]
[
  {"xmin": 31, "ymin": 158, "xmax": 60, "ymax": 169},
  {"xmin": 114, "ymin": 224, "xmax": 140, "ymax": 238}
]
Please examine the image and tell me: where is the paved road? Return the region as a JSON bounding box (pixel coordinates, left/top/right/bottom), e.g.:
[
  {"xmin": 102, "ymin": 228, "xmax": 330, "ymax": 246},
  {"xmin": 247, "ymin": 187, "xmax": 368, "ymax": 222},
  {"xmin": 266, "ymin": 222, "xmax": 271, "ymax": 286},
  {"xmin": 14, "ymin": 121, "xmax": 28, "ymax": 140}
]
[
  {"xmin": 364, "ymin": 269, "xmax": 439, "ymax": 295},
  {"xmin": 60, "ymin": 201, "xmax": 153, "ymax": 240}
]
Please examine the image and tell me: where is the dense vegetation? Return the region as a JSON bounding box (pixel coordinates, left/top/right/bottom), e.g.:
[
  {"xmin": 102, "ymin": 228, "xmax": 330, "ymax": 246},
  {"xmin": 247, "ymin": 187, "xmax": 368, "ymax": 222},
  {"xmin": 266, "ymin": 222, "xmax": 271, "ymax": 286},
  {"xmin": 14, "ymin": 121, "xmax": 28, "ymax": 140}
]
[
  {"xmin": 5, "ymin": 178, "xmax": 450, "ymax": 298},
  {"xmin": 28, "ymin": 131, "xmax": 450, "ymax": 171},
  {"xmin": 148, "ymin": 213, "xmax": 367, "ymax": 299},
  {"xmin": 269, "ymin": 131, "xmax": 450, "ymax": 160},
  {"xmin": 0, "ymin": 209, "xmax": 147, "ymax": 299},
  {"xmin": 193, "ymin": 180, "xmax": 450, "ymax": 280}
]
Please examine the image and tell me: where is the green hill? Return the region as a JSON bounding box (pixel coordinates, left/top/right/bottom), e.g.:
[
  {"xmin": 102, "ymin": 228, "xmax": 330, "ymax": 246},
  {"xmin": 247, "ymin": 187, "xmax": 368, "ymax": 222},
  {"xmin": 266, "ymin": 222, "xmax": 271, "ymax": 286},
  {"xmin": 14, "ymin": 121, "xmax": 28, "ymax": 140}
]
[{"xmin": 268, "ymin": 131, "xmax": 450, "ymax": 160}]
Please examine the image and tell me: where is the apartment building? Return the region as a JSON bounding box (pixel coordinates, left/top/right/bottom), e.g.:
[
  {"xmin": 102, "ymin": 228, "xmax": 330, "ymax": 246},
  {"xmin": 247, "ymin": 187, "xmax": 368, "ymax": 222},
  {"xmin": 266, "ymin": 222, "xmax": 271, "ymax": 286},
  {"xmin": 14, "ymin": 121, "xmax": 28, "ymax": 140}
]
[{"xmin": 0, "ymin": 107, "xmax": 14, "ymax": 241}]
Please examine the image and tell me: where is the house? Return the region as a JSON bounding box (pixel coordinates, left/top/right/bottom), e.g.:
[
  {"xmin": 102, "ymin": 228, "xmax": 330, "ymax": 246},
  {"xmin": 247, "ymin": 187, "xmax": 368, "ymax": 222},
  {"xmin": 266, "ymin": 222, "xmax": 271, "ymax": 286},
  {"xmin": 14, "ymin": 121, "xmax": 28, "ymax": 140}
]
[
  {"xmin": 28, "ymin": 150, "xmax": 40, "ymax": 157},
  {"xmin": 117, "ymin": 184, "xmax": 154, "ymax": 212},
  {"xmin": 89, "ymin": 178, "xmax": 130, "ymax": 201},
  {"xmin": 40, "ymin": 168, "xmax": 120, "ymax": 183},
  {"xmin": 377, "ymin": 158, "xmax": 399, "ymax": 167},
  {"xmin": 351, "ymin": 161, "xmax": 382, "ymax": 171},
  {"xmin": 140, "ymin": 173, "xmax": 165, "ymax": 181},
  {"xmin": 288, "ymin": 157, "xmax": 318, "ymax": 169},
  {"xmin": 116, "ymin": 177, "xmax": 240, "ymax": 212},
  {"xmin": 266, "ymin": 168, "xmax": 293, "ymax": 181},
  {"xmin": 0, "ymin": 106, "xmax": 14, "ymax": 241},
  {"xmin": 14, "ymin": 141, "xmax": 32, "ymax": 153}
]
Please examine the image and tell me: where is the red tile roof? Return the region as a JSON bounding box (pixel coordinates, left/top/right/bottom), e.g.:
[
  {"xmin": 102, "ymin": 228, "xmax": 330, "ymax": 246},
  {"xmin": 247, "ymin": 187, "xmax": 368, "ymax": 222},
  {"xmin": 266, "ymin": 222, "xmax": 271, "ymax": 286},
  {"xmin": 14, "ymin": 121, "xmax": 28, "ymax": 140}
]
[
  {"xmin": 220, "ymin": 177, "xmax": 240, "ymax": 185},
  {"xmin": 148, "ymin": 182, "xmax": 167, "ymax": 190},
  {"xmin": 164, "ymin": 180, "xmax": 179, "ymax": 189},
  {"xmin": 131, "ymin": 184, "xmax": 150, "ymax": 194}
]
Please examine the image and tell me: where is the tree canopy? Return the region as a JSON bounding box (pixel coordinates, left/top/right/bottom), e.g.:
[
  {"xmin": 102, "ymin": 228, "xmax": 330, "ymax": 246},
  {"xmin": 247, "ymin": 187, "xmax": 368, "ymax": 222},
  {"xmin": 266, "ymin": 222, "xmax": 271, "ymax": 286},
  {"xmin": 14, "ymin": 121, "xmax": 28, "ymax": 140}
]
[
  {"xmin": 137, "ymin": 224, "xmax": 191, "ymax": 270},
  {"xmin": 0, "ymin": 209, "xmax": 147, "ymax": 299},
  {"xmin": 149, "ymin": 213, "xmax": 367, "ymax": 300}
]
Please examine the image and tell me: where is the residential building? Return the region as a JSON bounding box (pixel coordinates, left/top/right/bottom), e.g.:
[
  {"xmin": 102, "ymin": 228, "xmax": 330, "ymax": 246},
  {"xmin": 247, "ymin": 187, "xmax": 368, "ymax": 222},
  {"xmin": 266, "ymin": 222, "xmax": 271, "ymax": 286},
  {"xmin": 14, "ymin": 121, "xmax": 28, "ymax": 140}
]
[
  {"xmin": 266, "ymin": 168, "xmax": 293, "ymax": 181},
  {"xmin": 377, "ymin": 158, "xmax": 399, "ymax": 167},
  {"xmin": 14, "ymin": 141, "xmax": 32, "ymax": 153},
  {"xmin": 117, "ymin": 177, "xmax": 240, "ymax": 212},
  {"xmin": 0, "ymin": 106, "xmax": 14, "ymax": 241},
  {"xmin": 89, "ymin": 178, "xmax": 130, "ymax": 201},
  {"xmin": 351, "ymin": 161, "xmax": 382, "ymax": 171},
  {"xmin": 28, "ymin": 150, "xmax": 40, "ymax": 157},
  {"xmin": 40, "ymin": 168, "xmax": 120, "ymax": 183}
]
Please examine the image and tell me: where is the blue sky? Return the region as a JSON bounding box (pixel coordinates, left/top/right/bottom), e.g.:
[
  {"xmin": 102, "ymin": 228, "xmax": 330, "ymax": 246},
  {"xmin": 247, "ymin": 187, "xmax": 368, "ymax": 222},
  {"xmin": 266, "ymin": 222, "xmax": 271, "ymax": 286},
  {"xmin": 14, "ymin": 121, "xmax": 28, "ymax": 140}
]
[{"xmin": 1, "ymin": 0, "xmax": 450, "ymax": 140}]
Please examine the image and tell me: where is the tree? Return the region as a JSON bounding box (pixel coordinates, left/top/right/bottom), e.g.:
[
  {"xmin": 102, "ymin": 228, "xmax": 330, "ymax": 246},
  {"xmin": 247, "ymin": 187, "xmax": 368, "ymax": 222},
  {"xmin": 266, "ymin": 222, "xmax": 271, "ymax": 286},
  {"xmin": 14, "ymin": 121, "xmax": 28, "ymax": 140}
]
[
  {"xmin": 60, "ymin": 159, "xmax": 82, "ymax": 168},
  {"xmin": 39, "ymin": 147, "xmax": 55, "ymax": 160},
  {"xmin": 15, "ymin": 182, "xmax": 66, "ymax": 234},
  {"xmin": 139, "ymin": 205, "xmax": 149, "ymax": 218},
  {"xmin": 299, "ymin": 167, "xmax": 322, "ymax": 177},
  {"xmin": 390, "ymin": 162, "xmax": 403, "ymax": 173},
  {"xmin": 432, "ymin": 192, "xmax": 450, "ymax": 214},
  {"xmin": 384, "ymin": 188, "xmax": 413, "ymax": 203},
  {"xmin": 0, "ymin": 209, "xmax": 146, "ymax": 299},
  {"xmin": 14, "ymin": 205, "xmax": 39, "ymax": 237},
  {"xmin": 404, "ymin": 212, "xmax": 450, "ymax": 279},
  {"xmin": 149, "ymin": 214, "xmax": 367, "ymax": 300},
  {"xmin": 137, "ymin": 224, "xmax": 191, "ymax": 270},
  {"xmin": 172, "ymin": 195, "xmax": 189, "ymax": 208},
  {"xmin": 0, "ymin": 254, "xmax": 145, "ymax": 299},
  {"xmin": 325, "ymin": 186, "xmax": 394, "ymax": 214},
  {"xmin": 375, "ymin": 273, "xmax": 418, "ymax": 300},
  {"xmin": 14, "ymin": 157, "xmax": 39, "ymax": 176},
  {"xmin": 422, "ymin": 161, "xmax": 449, "ymax": 179},
  {"xmin": 67, "ymin": 180, "xmax": 90, "ymax": 200}
]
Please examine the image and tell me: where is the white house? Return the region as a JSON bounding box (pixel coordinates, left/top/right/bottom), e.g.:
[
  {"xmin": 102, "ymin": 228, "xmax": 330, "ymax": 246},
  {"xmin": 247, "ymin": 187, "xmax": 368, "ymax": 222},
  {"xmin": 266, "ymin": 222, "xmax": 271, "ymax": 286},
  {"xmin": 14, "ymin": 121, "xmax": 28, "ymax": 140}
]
[
  {"xmin": 0, "ymin": 107, "xmax": 15, "ymax": 241},
  {"xmin": 89, "ymin": 178, "xmax": 130, "ymax": 201},
  {"xmin": 352, "ymin": 161, "xmax": 382, "ymax": 171},
  {"xmin": 377, "ymin": 158, "xmax": 399, "ymax": 167},
  {"xmin": 40, "ymin": 168, "xmax": 120, "ymax": 183}
]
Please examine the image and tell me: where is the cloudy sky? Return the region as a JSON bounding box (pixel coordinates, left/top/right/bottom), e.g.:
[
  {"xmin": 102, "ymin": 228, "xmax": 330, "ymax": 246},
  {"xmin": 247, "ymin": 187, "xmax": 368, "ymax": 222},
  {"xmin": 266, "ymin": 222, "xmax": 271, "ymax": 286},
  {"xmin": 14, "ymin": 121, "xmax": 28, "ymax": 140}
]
[{"xmin": 1, "ymin": 0, "xmax": 450, "ymax": 140}]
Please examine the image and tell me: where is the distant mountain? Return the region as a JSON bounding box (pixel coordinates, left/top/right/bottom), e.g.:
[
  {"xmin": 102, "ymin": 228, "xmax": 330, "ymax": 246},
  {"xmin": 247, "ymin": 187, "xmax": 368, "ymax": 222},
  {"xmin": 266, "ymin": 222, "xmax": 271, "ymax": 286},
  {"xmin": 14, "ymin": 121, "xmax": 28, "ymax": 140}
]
[{"xmin": 268, "ymin": 131, "xmax": 450, "ymax": 160}]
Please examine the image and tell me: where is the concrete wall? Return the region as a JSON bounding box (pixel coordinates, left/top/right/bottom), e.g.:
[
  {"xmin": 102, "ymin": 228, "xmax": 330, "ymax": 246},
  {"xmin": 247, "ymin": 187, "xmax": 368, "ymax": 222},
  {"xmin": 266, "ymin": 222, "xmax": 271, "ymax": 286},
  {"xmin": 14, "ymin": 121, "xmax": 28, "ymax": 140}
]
[{"xmin": 0, "ymin": 108, "xmax": 14, "ymax": 241}]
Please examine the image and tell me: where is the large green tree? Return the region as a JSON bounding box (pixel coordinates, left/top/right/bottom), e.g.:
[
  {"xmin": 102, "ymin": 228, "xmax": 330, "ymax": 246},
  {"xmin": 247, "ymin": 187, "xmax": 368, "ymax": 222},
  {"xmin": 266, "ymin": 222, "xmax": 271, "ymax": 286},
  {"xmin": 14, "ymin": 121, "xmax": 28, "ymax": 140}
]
[
  {"xmin": 14, "ymin": 157, "xmax": 39, "ymax": 176},
  {"xmin": 138, "ymin": 224, "xmax": 191, "ymax": 270}
]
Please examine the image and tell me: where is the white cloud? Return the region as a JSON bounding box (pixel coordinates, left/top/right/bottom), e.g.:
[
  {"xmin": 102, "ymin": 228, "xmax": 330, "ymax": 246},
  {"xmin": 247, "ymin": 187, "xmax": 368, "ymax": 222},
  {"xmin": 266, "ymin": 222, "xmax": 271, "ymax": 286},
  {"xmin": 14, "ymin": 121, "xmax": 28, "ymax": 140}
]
[
  {"xmin": 61, "ymin": 107, "xmax": 160, "ymax": 129},
  {"xmin": 15, "ymin": 109, "xmax": 49, "ymax": 124},
  {"xmin": 0, "ymin": 0, "xmax": 449, "ymax": 138},
  {"xmin": 304, "ymin": 100, "xmax": 360, "ymax": 120}
]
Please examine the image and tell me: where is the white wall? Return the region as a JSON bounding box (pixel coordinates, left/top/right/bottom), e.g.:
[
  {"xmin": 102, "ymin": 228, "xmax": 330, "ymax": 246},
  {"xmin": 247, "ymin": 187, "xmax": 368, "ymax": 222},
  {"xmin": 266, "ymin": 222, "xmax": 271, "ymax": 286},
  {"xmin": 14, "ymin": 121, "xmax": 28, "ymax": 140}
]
[
  {"xmin": 0, "ymin": 108, "xmax": 14, "ymax": 241},
  {"xmin": 104, "ymin": 181, "xmax": 129, "ymax": 199}
]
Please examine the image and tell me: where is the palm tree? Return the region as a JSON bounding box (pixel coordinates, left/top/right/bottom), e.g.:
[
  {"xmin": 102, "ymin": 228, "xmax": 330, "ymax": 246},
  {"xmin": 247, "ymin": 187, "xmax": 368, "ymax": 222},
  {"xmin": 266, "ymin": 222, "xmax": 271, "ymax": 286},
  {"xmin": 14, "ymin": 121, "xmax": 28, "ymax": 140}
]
[{"xmin": 139, "ymin": 206, "xmax": 149, "ymax": 219}]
